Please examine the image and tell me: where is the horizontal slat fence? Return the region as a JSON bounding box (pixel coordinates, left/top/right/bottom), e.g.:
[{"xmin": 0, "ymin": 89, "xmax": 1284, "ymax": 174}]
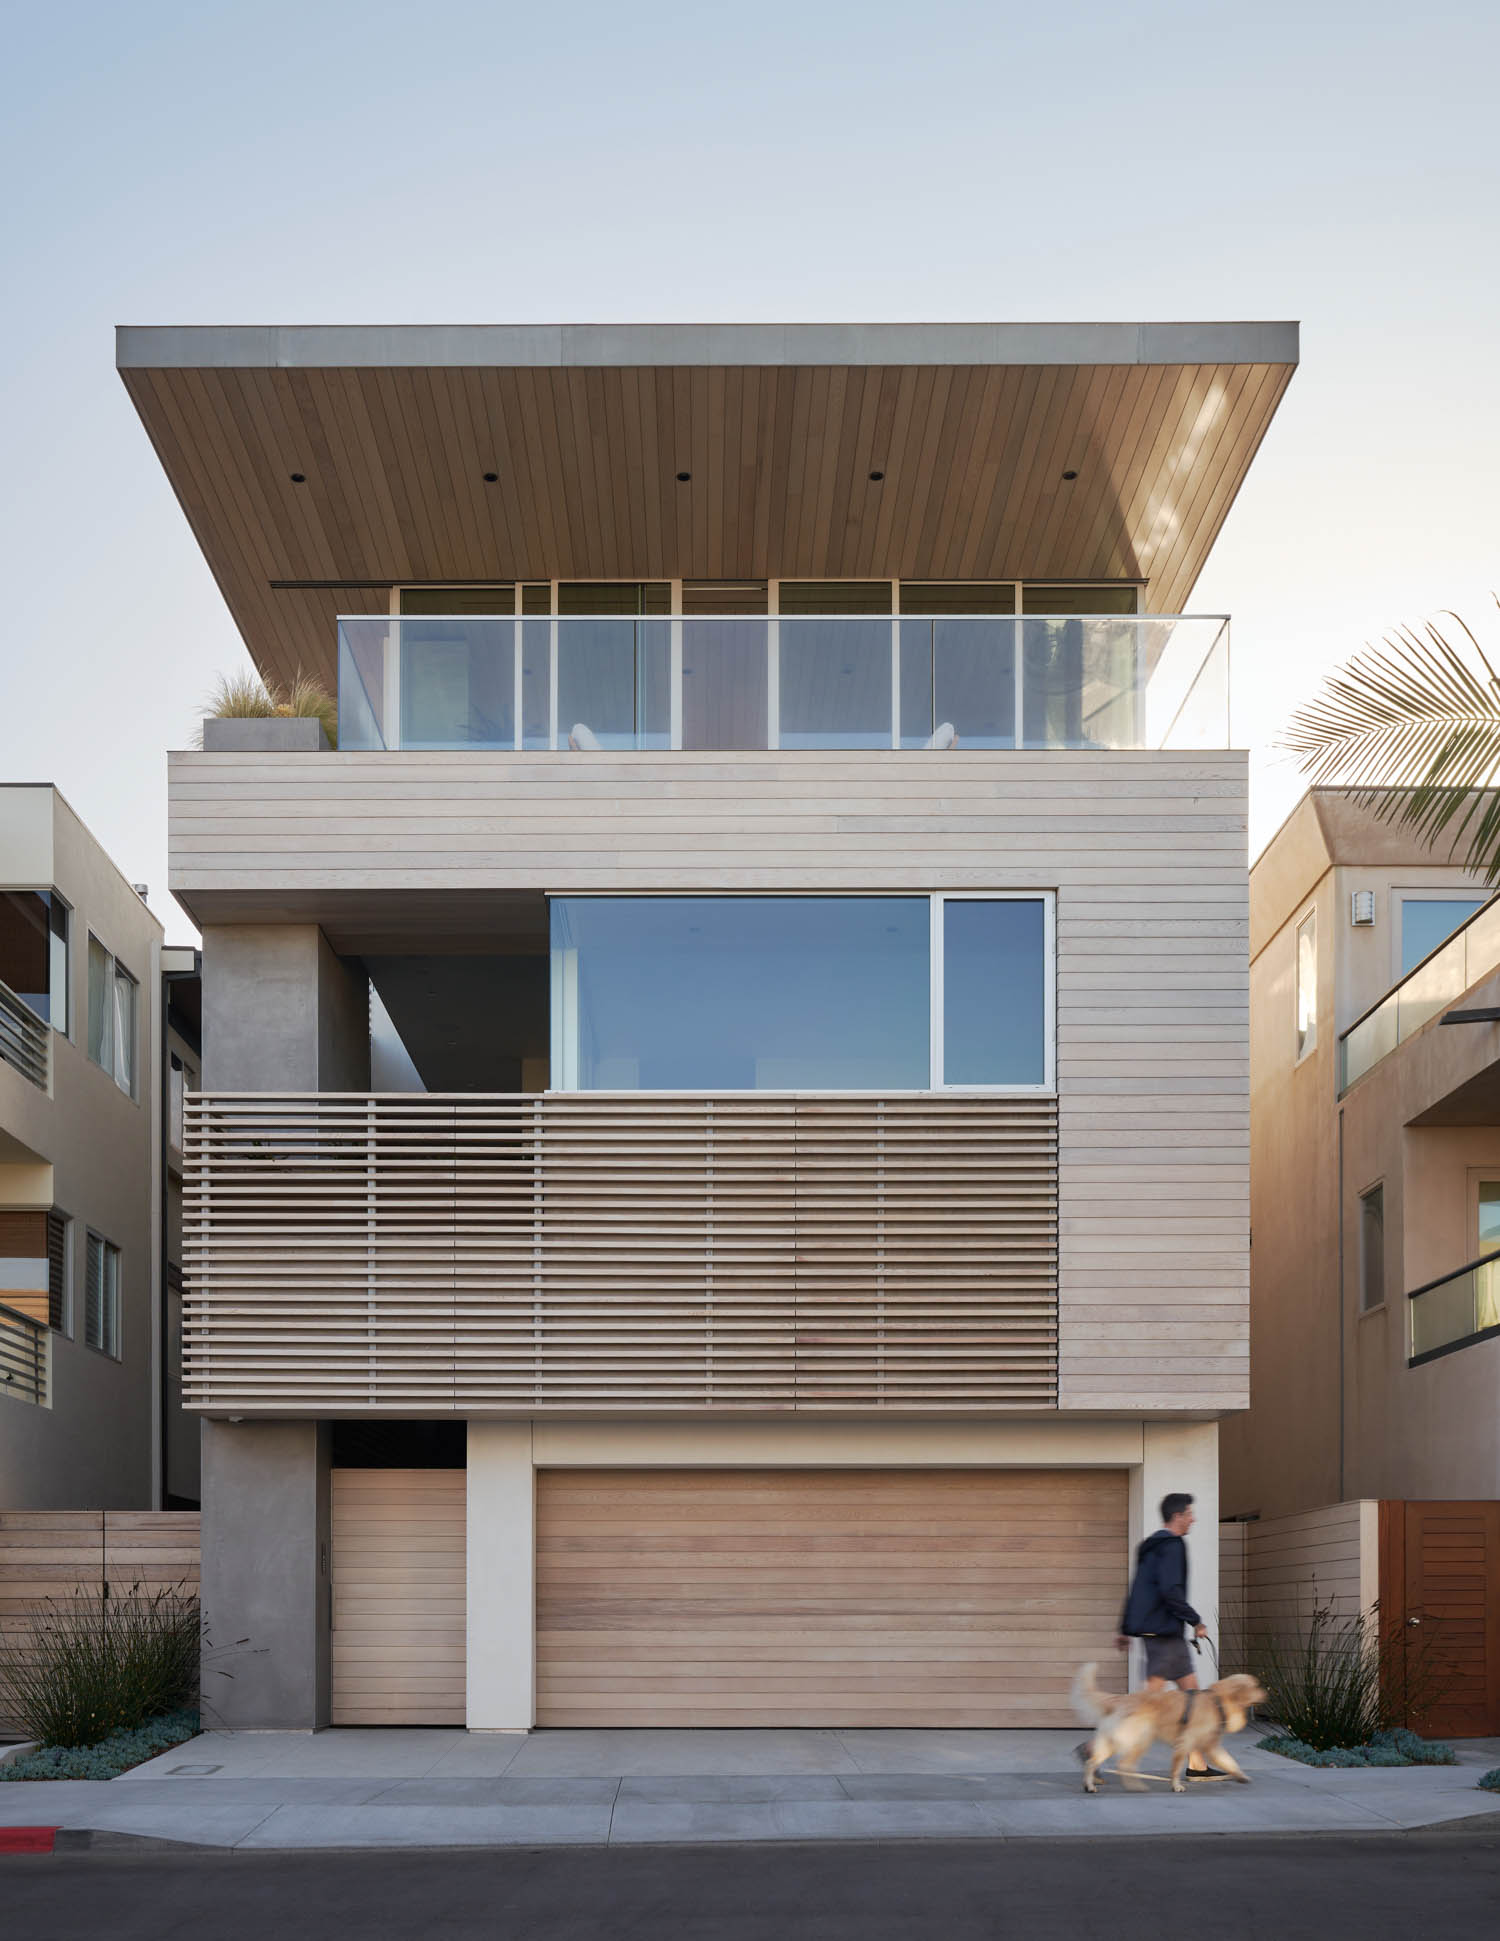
[
  {"xmin": 0, "ymin": 1511, "xmax": 201, "ymax": 1734},
  {"xmin": 184, "ymin": 1093, "xmax": 1058, "ymax": 1414}
]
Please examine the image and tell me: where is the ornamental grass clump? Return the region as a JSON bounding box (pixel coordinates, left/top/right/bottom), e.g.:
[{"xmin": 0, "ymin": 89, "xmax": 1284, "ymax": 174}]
[
  {"xmin": 1250, "ymin": 1601, "xmax": 1452, "ymax": 1753},
  {"xmin": 0, "ymin": 1585, "xmax": 199, "ymax": 1750}
]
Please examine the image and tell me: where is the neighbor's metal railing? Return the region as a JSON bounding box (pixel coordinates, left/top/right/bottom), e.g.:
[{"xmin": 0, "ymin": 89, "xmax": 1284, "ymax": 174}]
[
  {"xmin": 0, "ymin": 1300, "xmax": 48, "ymax": 1406},
  {"xmin": 0, "ymin": 979, "xmax": 48, "ymax": 1091},
  {"xmin": 1341, "ymin": 896, "xmax": 1500, "ymax": 1092},
  {"xmin": 1408, "ymin": 1254, "xmax": 1500, "ymax": 1366}
]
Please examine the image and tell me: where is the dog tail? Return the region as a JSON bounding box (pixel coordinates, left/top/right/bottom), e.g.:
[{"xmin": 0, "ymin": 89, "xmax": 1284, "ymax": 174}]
[{"xmin": 1070, "ymin": 1661, "xmax": 1109, "ymax": 1726}]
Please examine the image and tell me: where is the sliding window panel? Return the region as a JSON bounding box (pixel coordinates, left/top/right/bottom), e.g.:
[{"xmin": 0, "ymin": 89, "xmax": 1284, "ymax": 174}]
[
  {"xmin": 558, "ymin": 620, "xmax": 671, "ymax": 750},
  {"xmin": 399, "ymin": 618, "xmax": 516, "ymax": 749},
  {"xmin": 551, "ymin": 896, "xmax": 930, "ymax": 1090},
  {"xmin": 682, "ymin": 619, "xmax": 770, "ymax": 751},
  {"xmin": 778, "ymin": 619, "xmax": 892, "ymax": 749},
  {"xmin": 941, "ymin": 897, "xmax": 1050, "ymax": 1088}
]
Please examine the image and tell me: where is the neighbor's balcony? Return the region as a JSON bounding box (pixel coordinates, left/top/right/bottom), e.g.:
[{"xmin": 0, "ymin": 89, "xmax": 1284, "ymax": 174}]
[
  {"xmin": 1341, "ymin": 895, "xmax": 1500, "ymax": 1092},
  {"xmin": 338, "ymin": 612, "xmax": 1230, "ymax": 754},
  {"xmin": 0, "ymin": 1301, "xmax": 48, "ymax": 1407},
  {"xmin": 0, "ymin": 977, "xmax": 48, "ymax": 1092},
  {"xmin": 1409, "ymin": 1254, "xmax": 1500, "ymax": 1366}
]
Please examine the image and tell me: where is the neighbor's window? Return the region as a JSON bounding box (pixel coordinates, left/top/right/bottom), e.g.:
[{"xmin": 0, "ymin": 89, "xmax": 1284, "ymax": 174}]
[
  {"xmin": 1400, "ymin": 896, "xmax": 1486, "ymax": 976},
  {"xmin": 47, "ymin": 1210, "xmax": 69, "ymax": 1333},
  {"xmin": 1477, "ymin": 1181, "xmax": 1500, "ymax": 1258},
  {"xmin": 87, "ymin": 936, "xmax": 138, "ymax": 1097},
  {"xmin": 0, "ymin": 889, "xmax": 68, "ymax": 1027},
  {"xmin": 84, "ymin": 1232, "xmax": 120, "ymax": 1357},
  {"xmin": 1359, "ymin": 1185, "xmax": 1385, "ymax": 1312},
  {"xmin": 549, "ymin": 894, "xmax": 1052, "ymax": 1092},
  {"xmin": 1296, "ymin": 911, "xmax": 1317, "ymax": 1059}
]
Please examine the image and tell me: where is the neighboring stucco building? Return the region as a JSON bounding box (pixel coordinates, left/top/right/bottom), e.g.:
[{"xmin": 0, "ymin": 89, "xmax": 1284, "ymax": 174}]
[
  {"xmin": 120, "ymin": 319, "xmax": 1298, "ymax": 1730},
  {"xmin": 0, "ymin": 786, "xmax": 165, "ymax": 1508},
  {"xmin": 1222, "ymin": 788, "xmax": 1500, "ymax": 1735}
]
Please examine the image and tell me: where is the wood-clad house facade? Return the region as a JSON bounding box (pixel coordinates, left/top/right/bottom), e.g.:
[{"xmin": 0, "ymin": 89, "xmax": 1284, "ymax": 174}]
[{"xmin": 126, "ymin": 321, "xmax": 1293, "ymax": 1731}]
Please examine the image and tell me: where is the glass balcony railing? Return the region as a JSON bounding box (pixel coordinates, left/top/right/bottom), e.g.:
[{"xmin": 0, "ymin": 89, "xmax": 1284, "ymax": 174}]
[
  {"xmin": 337, "ymin": 613, "xmax": 1230, "ymax": 754},
  {"xmin": 1340, "ymin": 896, "xmax": 1500, "ymax": 1091},
  {"xmin": 1409, "ymin": 1254, "xmax": 1500, "ymax": 1365}
]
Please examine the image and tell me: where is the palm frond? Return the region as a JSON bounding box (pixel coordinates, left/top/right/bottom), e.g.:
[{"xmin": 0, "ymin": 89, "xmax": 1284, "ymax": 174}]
[{"xmin": 1278, "ymin": 612, "xmax": 1500, "ymax": 883}]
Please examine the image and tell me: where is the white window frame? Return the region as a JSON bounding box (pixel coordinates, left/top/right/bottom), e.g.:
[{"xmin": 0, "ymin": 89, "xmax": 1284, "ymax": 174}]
[
  {"xmin": 86, "ymin": 934, "xmax": 139, "ymax": 1099},
  {"xmin": 1391, "ymin": 887, "xmax": 1489, "ymax": 984},
  {"xmin": 547, "ymin": 889, "xmax": 1057, "ymax": 1097},
  {"xmin": 1295, "ymin": 909, "xmax": 1317, "ymax": 1062},
  {"xmin": 931, "ymin": 890, "xmax": 1056, "ymax": 1093},
  {"xmin": 83, "ymin": 1231, "xmax": 121, "ymax": 1359}
]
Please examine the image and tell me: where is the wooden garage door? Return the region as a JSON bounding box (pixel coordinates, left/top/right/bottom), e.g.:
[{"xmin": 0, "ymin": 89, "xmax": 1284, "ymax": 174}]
[
  {"xmin": 331, "ymin": 1469, "xmax": 466, "ymax": 1725},
  {"xmin": 536, "ymin": 1468, "xmax": 1127, "ymax": 1727}
]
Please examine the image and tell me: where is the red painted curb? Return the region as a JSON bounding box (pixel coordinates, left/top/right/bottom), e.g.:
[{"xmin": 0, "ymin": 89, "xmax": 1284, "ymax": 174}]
[{"xmin": 0, "ymin": 1827, "xmax": 57, "ymax": 1853}]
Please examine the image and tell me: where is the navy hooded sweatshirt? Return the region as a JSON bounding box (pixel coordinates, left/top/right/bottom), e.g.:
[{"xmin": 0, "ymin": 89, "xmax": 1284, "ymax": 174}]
[{"xmin": 1120, "ymin": 1528, "xmax": 1203, "ymax": 1637}]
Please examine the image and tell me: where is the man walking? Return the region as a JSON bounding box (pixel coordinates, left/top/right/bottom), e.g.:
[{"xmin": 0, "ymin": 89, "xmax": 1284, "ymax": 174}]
[{"xmin": 1116, "ymin": 1491, "xmax": 1218, "ymax": 1777}]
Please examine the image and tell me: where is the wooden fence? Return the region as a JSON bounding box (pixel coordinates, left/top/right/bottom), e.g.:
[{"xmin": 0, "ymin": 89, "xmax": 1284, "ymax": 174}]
[{"xmin": 0, "ymin": 1510, "xmax": 200, "ymax": 1735}]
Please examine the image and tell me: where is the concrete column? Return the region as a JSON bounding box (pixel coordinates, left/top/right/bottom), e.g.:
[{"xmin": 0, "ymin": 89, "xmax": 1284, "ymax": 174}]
[
  {"xmin": 466, "ymin": 1421, "xmax": 535, "ymax": 1730},
  {"xmin": 1129, "ymin": 1420, "xmax": 1221, "ymax": 1680},
  {"xmin": 201, "ymin": 925, "xmax": 369, "ymax": 1091},
  {"xmin": 200, "ymin": 1419, "xmax": 331, "ymax": 1729}
]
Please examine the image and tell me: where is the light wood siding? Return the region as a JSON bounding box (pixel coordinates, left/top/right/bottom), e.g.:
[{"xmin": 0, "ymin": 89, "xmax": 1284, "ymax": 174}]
[
  {"xmin": 330, "ymin": 1468, "xmax": 465, "ymax": 1726},
  {"xmin": 535, "ymin": 1466, "xmax": 1128, "ymax": 1727},
  {"xmin": 123, "ymin": 357, "xmax": 1294, "ymax": 695},
  {"xmin": 172, "ymin": 748, "xmax": 1248, "ymax": 1414},
  {"xmin": 1219, "ymin": 1502, "xmax": 1375, "ymax": 1653},
  {"xmin": 184, "ymin": 1094, "xmax": 1058, "ymax": 1415},
  {"xmin": 0, "ymin": 1511, "xmax": 200, "ymax": 1731}
]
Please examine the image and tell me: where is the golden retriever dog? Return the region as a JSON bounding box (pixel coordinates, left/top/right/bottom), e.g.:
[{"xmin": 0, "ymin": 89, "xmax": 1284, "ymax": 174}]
[{"xmin": 1071, "ymin": 1663, "xmax": 1267, "ymax": 1793}]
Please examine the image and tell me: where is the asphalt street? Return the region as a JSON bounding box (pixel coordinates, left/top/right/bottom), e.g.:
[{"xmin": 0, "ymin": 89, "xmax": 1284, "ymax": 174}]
[{"xmin": 5, "ymin": 1827, "xmax": 1500, "ymax": 1939}]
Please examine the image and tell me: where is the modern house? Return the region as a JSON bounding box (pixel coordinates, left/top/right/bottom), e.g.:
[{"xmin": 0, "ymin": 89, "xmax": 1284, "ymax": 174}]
[
  {"xmin": 1221, "ymin": 788, "xmax": 1500, "ymax": 1736},
  {"xmin": 0, "ymin": 785, "xmax": 168, "ymax": 1508},
  {"xmin": 120, "ymin": 320, "xmax": 1297, "ymax": 1731}
]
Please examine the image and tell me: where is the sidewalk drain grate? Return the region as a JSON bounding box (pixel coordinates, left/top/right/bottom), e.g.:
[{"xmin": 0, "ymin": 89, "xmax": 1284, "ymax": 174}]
[{"xmin": 168, "ymin": 1764, "xmax": 222, "ymax": 1775}]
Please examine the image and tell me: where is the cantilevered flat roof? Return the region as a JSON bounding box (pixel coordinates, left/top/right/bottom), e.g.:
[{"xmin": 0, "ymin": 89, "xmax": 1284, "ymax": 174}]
[{"xmin": 118, "ymin": 320, "xmax": 1298, "ymax": 692}]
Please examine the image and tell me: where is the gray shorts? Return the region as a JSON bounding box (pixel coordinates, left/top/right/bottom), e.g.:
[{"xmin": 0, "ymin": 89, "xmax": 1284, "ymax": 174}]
[{"xmin": 1141, "ymin": 1633, "xmax": 1194, "ymax": 1682}]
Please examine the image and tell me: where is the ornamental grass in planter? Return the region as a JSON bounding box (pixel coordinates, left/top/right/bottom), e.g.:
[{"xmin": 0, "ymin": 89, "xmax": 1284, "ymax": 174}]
[
  {"xmin": 197, "ymin": 668, "xmax": 337, "ymax": 747},
  {"xmin": 0, "ymin": 1584, "xmax": 199, "ymax": 1750}
]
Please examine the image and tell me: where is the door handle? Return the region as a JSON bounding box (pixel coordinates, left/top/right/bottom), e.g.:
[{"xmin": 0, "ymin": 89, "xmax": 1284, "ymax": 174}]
[{"xmin": 1406, "ymin": 1616, "xmax": 1422, "ymax": 1627}]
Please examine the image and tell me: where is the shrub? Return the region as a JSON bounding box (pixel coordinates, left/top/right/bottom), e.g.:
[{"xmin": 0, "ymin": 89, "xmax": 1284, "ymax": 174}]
[
  {"xmin": 1248, "ymin": 1601, "xmax": 1452, "ymax": 1752},
  {"xmin": 198, "ymin": 667, "xmax": 337, "ymax": 746},
  {"xmin": 1479, "ymin": 1768, "xmax": 1500, "ymax": 1793},
  {"xmin": 0, "ymin": 1586, "xmax": 199, "ymax": 1749},
  {"xmin": 0, "ymin": 1709, "xmax": 200, "ymax": 1781},
  {"xmin": 1259, "ymin": 1727, "xmax": 1458, "ymax": 1768}
]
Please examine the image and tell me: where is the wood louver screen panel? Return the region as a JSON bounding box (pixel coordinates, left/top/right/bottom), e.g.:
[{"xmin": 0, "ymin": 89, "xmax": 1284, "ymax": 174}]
[{"xmin": 184, "ymin": 1093, "xmax": 1057, "ymax": 1415}]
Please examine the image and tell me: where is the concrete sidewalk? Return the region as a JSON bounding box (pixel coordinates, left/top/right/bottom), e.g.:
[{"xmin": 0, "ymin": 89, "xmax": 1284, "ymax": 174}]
[{"xmin": 2, "ymin": 1727, "xmax": 1498, "ymax": 1849}]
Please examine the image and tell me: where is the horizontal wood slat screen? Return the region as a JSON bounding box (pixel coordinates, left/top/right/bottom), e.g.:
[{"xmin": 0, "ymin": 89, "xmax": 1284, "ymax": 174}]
[{"xmin": 184, "ymin": 1093, "xmax": 1058, "ymax": 1414}]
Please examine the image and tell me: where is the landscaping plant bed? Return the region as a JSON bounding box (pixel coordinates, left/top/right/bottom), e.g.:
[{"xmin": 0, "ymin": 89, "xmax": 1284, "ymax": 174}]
[
  {"xmin": 1258, "ymin": 1727, "xmax": 1457, "ymax": 1769},
  {"xmin": 0, "ymin": 1710, "xmax": 200, "ymax": 1781}
]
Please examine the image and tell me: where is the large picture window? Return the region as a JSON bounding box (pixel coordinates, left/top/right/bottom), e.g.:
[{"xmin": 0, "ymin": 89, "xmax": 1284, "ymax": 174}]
[{"xmin": 550, "ymin": 894, "xmax": 1052, "ymax": 1093}]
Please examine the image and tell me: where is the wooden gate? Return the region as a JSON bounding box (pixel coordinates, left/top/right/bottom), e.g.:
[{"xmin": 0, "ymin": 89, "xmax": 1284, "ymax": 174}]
[{"xmin": 1380, "ymin": 1500, "xmax": 1500, "ymax": 1738}]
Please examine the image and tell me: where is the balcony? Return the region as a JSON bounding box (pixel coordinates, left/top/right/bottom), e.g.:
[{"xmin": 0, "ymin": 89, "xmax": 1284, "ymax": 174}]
[
  {"xmin": 183, "ymin": 1091, "xmax": 1058, "ymax": 1416},
  {"xmin": 1409, "ymin": 1254, "xmax": 1500, "ymax": 1366},
  {"xmin": 0, "ymin": 1301, "xmax": 48, "ymax": 1406},
  {"xmin": 1341, "ymin": 896, "xmax": 1500, "ymax": 1092},
  {"xmin": 338, "ymin": 612, "xmax": 1230, "ymax": 754},
  {"xmin": 0, "ymin": 978, "xmax": 48, "ymax": 1091}
]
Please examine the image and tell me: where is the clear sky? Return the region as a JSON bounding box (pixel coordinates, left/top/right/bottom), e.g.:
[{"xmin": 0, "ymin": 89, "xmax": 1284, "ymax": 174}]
[{"xmin": 2, "ymin": 0, "xmax": 1497, "ymax": 936}]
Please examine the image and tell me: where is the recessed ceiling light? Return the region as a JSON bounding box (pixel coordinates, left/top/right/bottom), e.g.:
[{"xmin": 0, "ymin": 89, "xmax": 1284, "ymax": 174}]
[
  {"xmin": 289, "ymin": 472, "xmax": 306, "ymax": 484},
  {"xmin": 482, "ymin": 471, "xmax": 499, "ymax": 483},
  {"xmin": 676, "ymin": 470, "xmax": 691, "ymax": 483},
  {"xmin": 868, "ymin": 469, "xmax": 885, "ymax": 482},
  {"xmin": 1061, "ymin": 469, "xmax": 1079, "ymax": 481}
]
